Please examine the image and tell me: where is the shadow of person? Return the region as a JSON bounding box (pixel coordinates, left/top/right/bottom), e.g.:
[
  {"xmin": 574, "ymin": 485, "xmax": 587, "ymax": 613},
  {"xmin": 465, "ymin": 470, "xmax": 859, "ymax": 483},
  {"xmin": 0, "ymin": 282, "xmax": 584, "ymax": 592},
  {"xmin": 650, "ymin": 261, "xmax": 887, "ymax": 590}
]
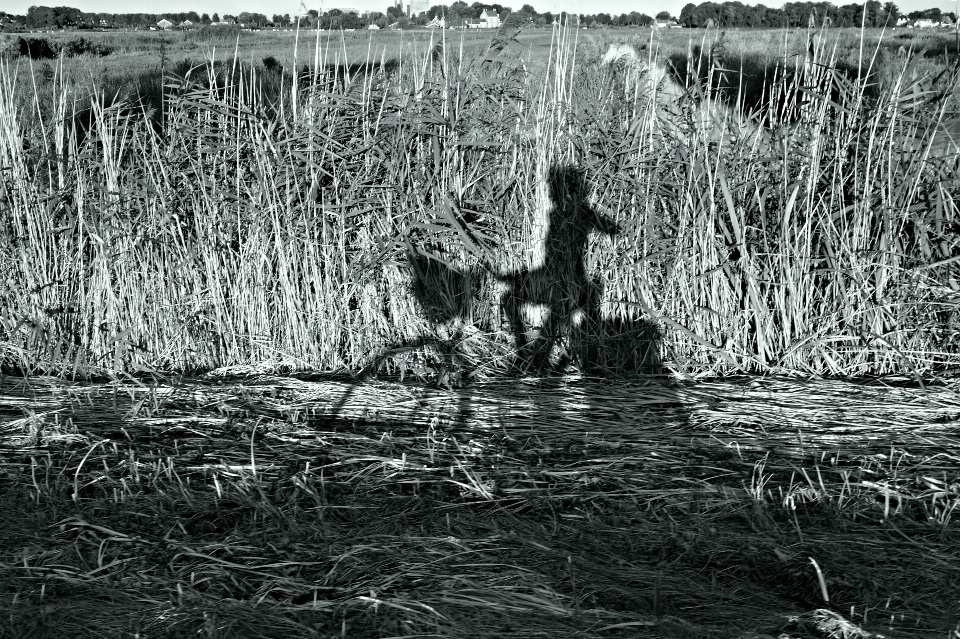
[{"xmin": 498, "ymin": 165, "xmax": 620, "ymax": 373}]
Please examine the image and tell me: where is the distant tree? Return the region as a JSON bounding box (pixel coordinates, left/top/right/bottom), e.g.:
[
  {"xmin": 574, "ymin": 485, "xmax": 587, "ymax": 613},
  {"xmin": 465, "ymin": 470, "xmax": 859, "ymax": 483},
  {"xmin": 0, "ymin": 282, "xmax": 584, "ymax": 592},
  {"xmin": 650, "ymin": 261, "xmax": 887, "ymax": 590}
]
[
  {"xmin": 201, "ymin": 12, "xmax": 210, "ymax": 23},
  {"xmin": 907, "ymin": 7, "xmax": 942, "ymax": 20},
  {"xmin": 27, "ymin": 6, "xmax": 81, "ymax": 28},
  {"xmin": 212, "ymin": 12, "xmax": 220, "ymax": 22},
  {"xmin": 655, "ymin": 10, "xmax": 673, "ymax": 21},
  {"xmin": 878, "ymin": 2, "xmax": 899, "ymax": 24},
  {"xmin": 341, "ymin": 12, "xmax": 363, "ymax": 28},
  {"xmin": 237, "ymin": 12, "xmax": 266, "ymax": 26},
  {"xmin": 836, "ymin": 3, "xmax": 862, "ymax": 25},
  {"xmin": 509, "ymin": 5, "xmax": 535, "ymax": 25}
]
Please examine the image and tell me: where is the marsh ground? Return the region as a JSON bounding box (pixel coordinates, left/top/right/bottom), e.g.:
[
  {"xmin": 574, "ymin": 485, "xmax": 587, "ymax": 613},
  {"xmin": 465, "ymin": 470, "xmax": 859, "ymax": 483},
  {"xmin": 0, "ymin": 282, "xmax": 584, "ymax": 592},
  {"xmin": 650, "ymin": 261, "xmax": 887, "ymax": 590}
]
[{"xmin": 1, "ymin": 373, "xmax": 958, "ymax": 638}]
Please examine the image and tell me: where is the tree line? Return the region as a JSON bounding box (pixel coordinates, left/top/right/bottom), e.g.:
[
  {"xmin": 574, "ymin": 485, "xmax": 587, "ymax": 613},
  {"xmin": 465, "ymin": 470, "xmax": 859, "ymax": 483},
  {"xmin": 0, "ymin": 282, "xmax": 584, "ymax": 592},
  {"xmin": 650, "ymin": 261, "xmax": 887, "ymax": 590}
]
[
  {"xmin": 5, "ymin": 6, "xmax": 285, "ymax": 29},
  {"xmin": 679, "ymin": 1, "xmax": 953, "ymax": 28},
  {"xmin": 2, "ymin": 2, "xmax": 955, "ymax": 32}
]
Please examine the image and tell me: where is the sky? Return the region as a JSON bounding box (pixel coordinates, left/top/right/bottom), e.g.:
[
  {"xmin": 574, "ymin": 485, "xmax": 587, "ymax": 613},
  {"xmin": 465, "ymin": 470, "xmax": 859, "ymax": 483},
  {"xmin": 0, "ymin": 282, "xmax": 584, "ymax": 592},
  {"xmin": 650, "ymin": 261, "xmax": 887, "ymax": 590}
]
[{"xmin": 3, "ymin": 0, "xmax": 956, "ymax": 22}]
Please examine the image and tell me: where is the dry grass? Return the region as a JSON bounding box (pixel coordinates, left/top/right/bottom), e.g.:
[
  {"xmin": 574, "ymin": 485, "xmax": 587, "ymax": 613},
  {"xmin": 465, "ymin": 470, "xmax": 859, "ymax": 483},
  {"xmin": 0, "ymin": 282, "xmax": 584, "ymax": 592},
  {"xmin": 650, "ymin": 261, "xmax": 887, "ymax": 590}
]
[
  {"xmin": 1, "ymin": 23, "xmax": 957, "ymax": 380},
  {"xmin": 0, "ymin": 372, "xmax": 958, "ymax": 637}
]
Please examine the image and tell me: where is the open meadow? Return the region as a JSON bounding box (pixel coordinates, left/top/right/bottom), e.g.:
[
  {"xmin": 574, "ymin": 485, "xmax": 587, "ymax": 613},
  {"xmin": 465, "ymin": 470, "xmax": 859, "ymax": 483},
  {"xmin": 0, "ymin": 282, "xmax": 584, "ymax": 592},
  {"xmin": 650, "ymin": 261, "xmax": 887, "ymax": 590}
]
[{"xmin": 0, "ymin": 21, "xmax": 959, "ymax": 638}]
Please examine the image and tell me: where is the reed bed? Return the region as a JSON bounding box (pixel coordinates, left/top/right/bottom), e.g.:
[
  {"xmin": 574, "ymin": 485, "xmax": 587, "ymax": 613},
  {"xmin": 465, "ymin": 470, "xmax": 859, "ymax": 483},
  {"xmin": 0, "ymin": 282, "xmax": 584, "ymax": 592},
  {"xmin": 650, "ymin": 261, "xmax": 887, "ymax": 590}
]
[
  {"xmin": 0, "ymin": 23, "xmax": 957, "ymax": 379},
  {"xmin": 0, "ymin": 372, "xmax": 958, "ymax": 637}
]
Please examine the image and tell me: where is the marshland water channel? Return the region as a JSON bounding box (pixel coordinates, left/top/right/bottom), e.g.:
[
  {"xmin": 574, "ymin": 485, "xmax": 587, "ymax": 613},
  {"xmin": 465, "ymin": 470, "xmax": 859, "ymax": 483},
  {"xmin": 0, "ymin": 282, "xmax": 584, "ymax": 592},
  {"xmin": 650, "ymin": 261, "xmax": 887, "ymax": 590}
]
[{"xmin": 1, "ymin": 372, "xmax": 959, "ymax": 638}]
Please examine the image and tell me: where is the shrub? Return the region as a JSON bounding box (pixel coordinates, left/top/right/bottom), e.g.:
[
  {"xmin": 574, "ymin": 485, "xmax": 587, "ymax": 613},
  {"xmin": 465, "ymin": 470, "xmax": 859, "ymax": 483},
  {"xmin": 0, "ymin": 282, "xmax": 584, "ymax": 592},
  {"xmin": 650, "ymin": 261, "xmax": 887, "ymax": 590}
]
[
  {"xmin": 16, "ymin": 36, "xmax": 59, "ymax": 60},
  {"xmin": 261, "ymin": 55, "xmax": 281, "ymax": 72},
  {"xmin": 63, "ymin": 37, "xmax": 114, "ymax": 57}
]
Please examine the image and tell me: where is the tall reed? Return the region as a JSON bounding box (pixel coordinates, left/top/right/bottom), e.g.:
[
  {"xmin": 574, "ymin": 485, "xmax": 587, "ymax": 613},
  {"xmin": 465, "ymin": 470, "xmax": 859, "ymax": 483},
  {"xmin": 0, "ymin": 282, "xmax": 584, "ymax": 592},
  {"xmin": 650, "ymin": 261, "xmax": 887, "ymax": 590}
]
[{"xmin": 0, "ymin": 23, "xmax": 957, "ymax": 378}]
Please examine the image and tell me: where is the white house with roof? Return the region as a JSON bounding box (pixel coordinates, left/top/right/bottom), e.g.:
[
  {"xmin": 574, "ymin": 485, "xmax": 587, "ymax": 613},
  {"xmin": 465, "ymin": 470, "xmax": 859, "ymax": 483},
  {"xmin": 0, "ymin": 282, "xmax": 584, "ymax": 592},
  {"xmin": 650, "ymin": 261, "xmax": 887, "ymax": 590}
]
[
  {"xmin": 157, "ymin": 18, "xmax": 173, "ymax": 29},
  {"xmin": 480, "ymin": 9, "xmax": 500, "ymax": 27},
  {"xmin": 466, "ymin": 9, "xmax": 499, "ymax": 28}
]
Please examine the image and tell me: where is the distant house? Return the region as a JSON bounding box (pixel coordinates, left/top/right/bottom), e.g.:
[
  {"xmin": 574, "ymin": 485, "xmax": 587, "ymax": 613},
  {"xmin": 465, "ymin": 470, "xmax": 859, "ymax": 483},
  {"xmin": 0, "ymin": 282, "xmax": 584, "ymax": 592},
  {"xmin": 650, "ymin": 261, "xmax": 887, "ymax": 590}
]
[
  {"xmin": 180, "ymin": 19, "xmax": 193, "ymax": 27},
  {"xmin": 654, "ymin": 20, "xmax": 681, "ymax": 28},
  {"xmin": 480, "ymin": 9, "xmax": 500, "ymax": 28},
  {"xmin": 367, "ymin": 23, "xmax": 380, "ymax": 29},
  {"xmin": 466, "ymin": 10, "xmax": 499, "ymax": 28},
  {"xmin": 425, "ymin": 16, "xmax": 445, "ymax": 28},
  {"xmin": 914, "ymin": 19, "xmax": 940, "ymax": 28},
  {"xmin": 157, "ymin": 19, "xmax": 173, "ymax": 29}
]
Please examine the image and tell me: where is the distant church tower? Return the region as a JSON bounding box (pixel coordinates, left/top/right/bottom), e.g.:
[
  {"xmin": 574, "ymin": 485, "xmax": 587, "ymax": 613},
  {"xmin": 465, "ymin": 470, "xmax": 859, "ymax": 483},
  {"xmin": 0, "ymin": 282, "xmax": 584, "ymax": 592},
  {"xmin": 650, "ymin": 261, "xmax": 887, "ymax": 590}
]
[{"xmin": 407, "ymin": 0, "xmax": 430, "ymax": 17}]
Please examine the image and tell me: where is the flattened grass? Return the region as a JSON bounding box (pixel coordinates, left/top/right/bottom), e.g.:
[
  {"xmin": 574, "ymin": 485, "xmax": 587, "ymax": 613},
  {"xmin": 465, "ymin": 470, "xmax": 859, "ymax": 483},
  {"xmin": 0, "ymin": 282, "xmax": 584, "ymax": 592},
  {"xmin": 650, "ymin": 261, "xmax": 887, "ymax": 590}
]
[{"xmin": 0, "ymin": 373, "xmax": 958, "ymax": 637}]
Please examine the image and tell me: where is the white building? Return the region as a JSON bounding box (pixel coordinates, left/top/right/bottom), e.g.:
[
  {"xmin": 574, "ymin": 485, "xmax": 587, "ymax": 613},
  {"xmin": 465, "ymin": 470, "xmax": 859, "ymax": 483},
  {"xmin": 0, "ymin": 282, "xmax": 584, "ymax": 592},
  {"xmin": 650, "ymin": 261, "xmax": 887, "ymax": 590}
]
[
  {"xmin": 157, "ymin": 18, "xmax": 173, "ymax": 29},
  {"xmin": 407, "ymin": 0, "xmax": 429, "ymax": 16},
  {"xmin": 470, "ymin": 9, "xmax": 499, "ymax": 27}
]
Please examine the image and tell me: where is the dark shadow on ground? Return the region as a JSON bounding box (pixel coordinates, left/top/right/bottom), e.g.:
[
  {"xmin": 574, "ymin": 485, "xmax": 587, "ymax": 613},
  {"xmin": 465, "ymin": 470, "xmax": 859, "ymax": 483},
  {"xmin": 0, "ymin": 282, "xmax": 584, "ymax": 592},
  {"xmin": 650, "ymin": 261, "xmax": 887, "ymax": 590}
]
[
  {"xmin": 393, "ymin": 163, "xmax": 675, "ymax": 387},
  {"xmin": 665, "ymin": 45, "xmax": 882, "ymax": 125}
]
